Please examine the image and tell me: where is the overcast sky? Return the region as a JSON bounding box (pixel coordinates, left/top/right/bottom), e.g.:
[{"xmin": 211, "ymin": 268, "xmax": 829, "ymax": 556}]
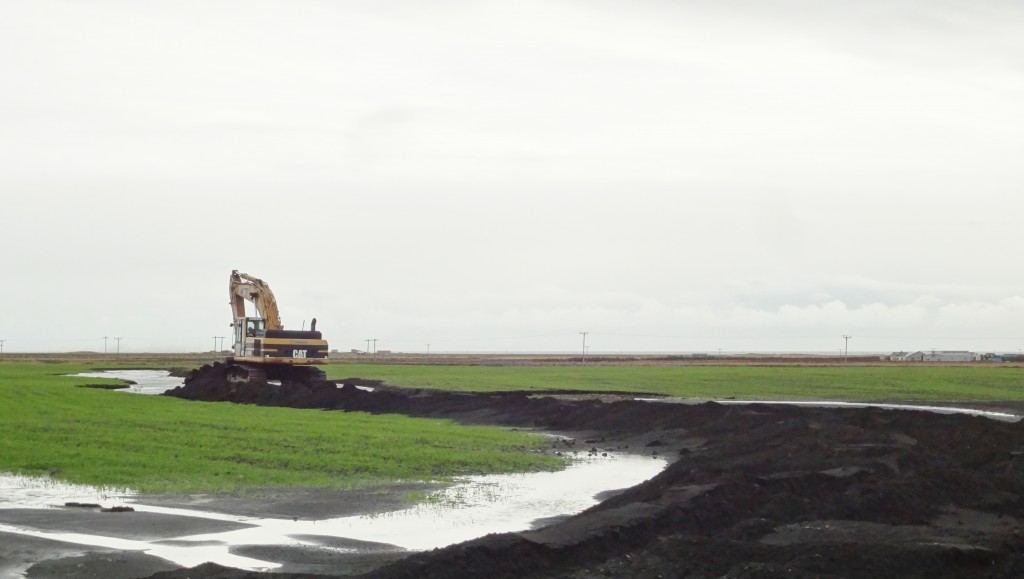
[{"xmin": 2, "ymin": 0, "xmax": 1023, "ymax": 354}]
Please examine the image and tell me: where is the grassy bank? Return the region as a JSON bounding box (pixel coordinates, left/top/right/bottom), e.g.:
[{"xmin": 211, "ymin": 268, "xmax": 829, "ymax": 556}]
[
  {"xmin": 0, "ymin": 363, "xmax": 561, "ymax": 493},
  {"xmin": 325, "ymin": 363, "xmax": 1024, "ymax": 401}
]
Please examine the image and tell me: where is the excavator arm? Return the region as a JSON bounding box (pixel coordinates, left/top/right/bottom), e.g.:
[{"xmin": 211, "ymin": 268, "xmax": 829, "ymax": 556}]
[{"xmin": 229, "ymin": 270, "xmax": 283, "ymax": 330}]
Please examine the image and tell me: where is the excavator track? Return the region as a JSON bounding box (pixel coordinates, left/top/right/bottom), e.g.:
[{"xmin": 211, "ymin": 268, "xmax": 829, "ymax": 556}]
[
  {"xmin": 226, "ymin": 364, "xmax": 268, "ymax": 387},
  {"xmin": 278, "ymin": 365, "xmax": 328, "ymax": 387},
  {"xmin": 166, "ymin": 361, "xmax": 336, "ymax": 404}
]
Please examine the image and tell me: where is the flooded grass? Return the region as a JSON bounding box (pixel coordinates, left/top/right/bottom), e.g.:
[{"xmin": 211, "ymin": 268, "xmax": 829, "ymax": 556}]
[
  {"xmin": 0, "ymin": 472, "xmax": 135, "ymax": 509},
  {"xmin": 0, "ymin": 363, "xmax": 562, "ymax": 493}
]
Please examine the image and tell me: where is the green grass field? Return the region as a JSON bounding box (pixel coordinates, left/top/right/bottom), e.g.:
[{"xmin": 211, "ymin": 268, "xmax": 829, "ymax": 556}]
[
  {"xmin": 0, "ymin": 363, "xmax": 561, "ymax": 493},
  {"xmin": 5, "ymin": 360, "xmax": 1022, "ymax": 495},
  {"xmin": 325, "ymin": 363, "xmax": 1024, "ymax": 401}
]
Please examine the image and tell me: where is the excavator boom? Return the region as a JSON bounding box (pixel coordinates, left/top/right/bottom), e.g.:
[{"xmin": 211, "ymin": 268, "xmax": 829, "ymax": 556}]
[{"xmin": 229, "ymin": 270, "xmax": 282, "ymax": 330}]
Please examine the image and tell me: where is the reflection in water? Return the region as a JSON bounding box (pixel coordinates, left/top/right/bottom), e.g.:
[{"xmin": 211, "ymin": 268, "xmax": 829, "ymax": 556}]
[
  {"xmin": 1, "ymin": 455, "xmax": 667, "ymax": 570},
  {"xmin": 0, "ymin": 473, "xmax": 135, "ymax": 509},
  {"xmin": 74, "ymin": 369, "xmax": 184, "ymax": 395}
]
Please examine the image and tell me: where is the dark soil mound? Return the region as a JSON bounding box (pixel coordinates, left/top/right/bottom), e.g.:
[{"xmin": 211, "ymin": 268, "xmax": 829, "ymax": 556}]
[{"xmin": 158, "ymin": 368, "xmax": 1024, "ymax": 578}]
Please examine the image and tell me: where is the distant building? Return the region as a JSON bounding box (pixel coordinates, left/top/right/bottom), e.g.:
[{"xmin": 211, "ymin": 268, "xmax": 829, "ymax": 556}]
[
  {"xmin": 923, "ymin": 350, "xmax": 973, "ymax": 362},
  {"xmin": 892, "ymin": 350, "xmax": 976, "ymax": 362}
]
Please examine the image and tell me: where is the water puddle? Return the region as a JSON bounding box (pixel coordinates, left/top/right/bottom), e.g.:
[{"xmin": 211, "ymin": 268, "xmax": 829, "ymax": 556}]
[
  {"xmin": 0, "ymin": 455, "xmax": 666, "ymax": 571},
  {"xmin": 0, "ymin": 473, "xmax": 135, "ymax": 510},
  {"xmin": 73, "ymin": 369, "xmax": 183, "ymax": 395}
]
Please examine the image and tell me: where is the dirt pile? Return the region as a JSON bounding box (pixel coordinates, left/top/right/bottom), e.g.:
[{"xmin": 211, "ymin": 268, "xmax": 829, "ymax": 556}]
[
  {"xmin": 167, "ymin": 362, "xmax": 346, "ymax": 408},
  {"xmin": 160, "ymin": 369, "xmax": 1024, "ymax": 578}
]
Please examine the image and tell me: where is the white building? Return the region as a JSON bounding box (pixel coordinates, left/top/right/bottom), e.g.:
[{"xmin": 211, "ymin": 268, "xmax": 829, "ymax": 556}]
[
  {"xmin": 891, "ymin": 350, "xmax": 974, "ymax": 362},
  {"xmin": 923, "ymin": 350, "xmax": 974, "ymax": 362}
]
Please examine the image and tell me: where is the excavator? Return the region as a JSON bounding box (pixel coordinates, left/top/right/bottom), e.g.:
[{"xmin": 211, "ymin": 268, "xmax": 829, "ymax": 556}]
[{"xmin": 223, "ymin": 270, "xmax": 330, "ymax": 386}]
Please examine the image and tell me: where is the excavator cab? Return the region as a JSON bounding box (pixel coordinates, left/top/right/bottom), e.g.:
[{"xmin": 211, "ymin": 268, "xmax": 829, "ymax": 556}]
[
  {"xmin": 244, "ymin": 318, "xmax": 265, "ymax": 338},
  {"xmin": 232, "ymin": 317, "xmax": 268, "ymax": 358}
]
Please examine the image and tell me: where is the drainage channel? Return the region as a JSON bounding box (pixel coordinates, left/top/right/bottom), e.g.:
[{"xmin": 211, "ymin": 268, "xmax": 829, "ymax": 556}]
[
  {"xmin": 76, "ymin": 370, "xmax": 1023, "ymax": 423},
  {"xmin": 636, "ymin": 397, "xmax": 1022, "ymax": 422}
]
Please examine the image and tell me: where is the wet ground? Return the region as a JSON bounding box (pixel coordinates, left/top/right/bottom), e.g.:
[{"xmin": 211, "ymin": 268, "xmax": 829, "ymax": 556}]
[
  {"xmin": 7, "ymin": 368, "xmax": 1024, "ymax": 577},
  {"xmin": 1, "ymin": 372, "xmax": 664, "ymax": 578},
  {"xmin": 154, "ymin": 366, "xmax": 1024, "ymax": 578},
  {"xmin": 0, "ymin": 455, "xmax": 665, "ymax": 573}
]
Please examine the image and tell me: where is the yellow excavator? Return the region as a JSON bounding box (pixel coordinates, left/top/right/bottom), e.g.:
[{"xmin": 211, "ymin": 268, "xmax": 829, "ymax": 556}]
[{"xmin": 226, "ymin": 270, "xmax": 329, "ymax": 385}]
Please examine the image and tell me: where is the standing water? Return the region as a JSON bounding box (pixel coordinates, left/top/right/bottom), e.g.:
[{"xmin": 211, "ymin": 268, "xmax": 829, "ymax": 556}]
[
  {"xmin": 1, "ymin": 370, "xmax": 670, "ymax": 571},
  {"xmin": 1, "ymin": 452, "xmax": 667, "ymax": 571},
  {"xmin": 74, "ymin": 369, "xmax": 184, "ymax": 395}
]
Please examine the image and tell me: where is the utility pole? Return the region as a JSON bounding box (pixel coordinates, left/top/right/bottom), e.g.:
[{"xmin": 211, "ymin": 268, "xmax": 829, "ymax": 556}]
[
  {"xmin": 212, "ymin": 336, "xmax": 218, "ymax": 352},
  {"xmin": 115, "ymin": 337, "xmax": 122, "ymax": 357},
  {"xmin": 217, "ymin": 336, "xmax": 225, "ymax": 351},
  {"xmin": 103, "ymin": 336, "xmax": 109, "ymax": 355},
  {"xmin": 365, "ymin": 339, "xmax": 371, "ymax": 354},
  {"xmin": 842, "ymin": 335, "xmax": 851, "ymax": 364},
  {"xmin": 426, "ymin": 343, "xmax": 430, "ymax": 355},
  {"xmin": 0, "ymin": 339, "xmax": 5, "ymax": 358},
  {"xmin": 370, "ymin": 338, "xmax": 379, "ymax": 354},
  {"xmin": 579, "ymin": 331, "xmax": 589, "ymax": 363}
]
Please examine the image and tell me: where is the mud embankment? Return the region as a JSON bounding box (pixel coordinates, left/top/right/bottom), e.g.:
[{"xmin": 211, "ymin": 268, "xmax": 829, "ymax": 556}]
[{"xmin": 158, "ymin": 367, "xmax": 1024, "ymax": 578}]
